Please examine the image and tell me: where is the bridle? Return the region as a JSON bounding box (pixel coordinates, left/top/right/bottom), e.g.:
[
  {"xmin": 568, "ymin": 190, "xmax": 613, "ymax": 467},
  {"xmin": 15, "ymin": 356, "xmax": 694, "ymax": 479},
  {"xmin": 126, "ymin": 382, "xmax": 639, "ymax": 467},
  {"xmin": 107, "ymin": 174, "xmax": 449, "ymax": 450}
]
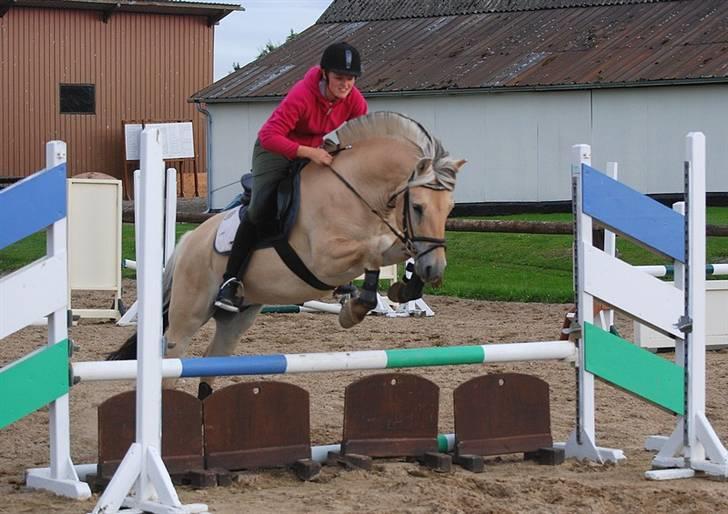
[
  {"xmin": 395, "ymin": 178, "xmax": 449, "ymax": 259},
  {"xmin": 325, "ymin": 160, "xmax": 447, "ymax": 259}
]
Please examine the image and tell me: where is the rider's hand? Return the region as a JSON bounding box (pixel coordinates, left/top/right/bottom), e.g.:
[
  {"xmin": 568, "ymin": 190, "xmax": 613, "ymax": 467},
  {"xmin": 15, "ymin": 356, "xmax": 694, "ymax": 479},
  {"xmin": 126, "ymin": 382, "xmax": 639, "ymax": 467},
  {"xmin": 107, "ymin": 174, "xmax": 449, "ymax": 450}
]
[{"xmin": 297, "ymin": 145, "xmax": 333, "ymax": 166}]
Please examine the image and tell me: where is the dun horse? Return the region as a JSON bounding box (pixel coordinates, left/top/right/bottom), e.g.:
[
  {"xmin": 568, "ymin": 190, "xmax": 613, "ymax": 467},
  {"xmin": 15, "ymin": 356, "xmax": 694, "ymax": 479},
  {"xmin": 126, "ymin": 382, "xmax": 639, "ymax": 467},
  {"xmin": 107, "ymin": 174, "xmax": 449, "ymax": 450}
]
[{"xmin": 109, "ymin": 112, "xmax": 465, "ymax": 397}]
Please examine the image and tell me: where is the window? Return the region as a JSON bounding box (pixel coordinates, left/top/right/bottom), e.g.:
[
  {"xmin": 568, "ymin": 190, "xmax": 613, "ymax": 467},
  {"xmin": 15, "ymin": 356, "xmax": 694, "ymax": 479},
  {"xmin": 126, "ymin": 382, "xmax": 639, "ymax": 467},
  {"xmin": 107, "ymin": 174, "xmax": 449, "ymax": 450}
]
[{"xmin": 59, "ymin": 84, "xmax": 95, "ymax": 114}]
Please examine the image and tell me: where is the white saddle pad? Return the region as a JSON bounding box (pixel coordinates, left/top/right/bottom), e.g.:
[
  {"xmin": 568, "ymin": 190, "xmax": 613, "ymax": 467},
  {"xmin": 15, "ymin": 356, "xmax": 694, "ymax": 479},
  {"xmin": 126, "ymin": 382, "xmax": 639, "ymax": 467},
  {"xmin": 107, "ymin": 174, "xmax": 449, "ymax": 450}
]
[{"xmin": 214, "ymin": 206, "xmax": 242, "ymax": 254}]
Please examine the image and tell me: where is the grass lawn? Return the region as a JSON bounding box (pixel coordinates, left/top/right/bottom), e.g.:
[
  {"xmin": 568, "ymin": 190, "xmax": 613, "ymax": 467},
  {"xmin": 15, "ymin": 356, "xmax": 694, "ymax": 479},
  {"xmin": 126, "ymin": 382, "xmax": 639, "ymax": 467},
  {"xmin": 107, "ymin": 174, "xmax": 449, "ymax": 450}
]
[{"xmin": 3, "ymin": 211, "xmax": 728, "ymax": 304}]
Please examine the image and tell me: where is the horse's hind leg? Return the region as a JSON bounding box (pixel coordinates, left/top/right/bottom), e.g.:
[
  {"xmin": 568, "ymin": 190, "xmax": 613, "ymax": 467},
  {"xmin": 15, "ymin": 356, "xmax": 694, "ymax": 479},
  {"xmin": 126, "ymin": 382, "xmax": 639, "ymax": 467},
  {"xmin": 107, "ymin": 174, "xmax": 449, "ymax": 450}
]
[
  {"xmin": 161, "ymin": 284, "xmax": 217, "ymax": 390},
  {"xmin": 196, "ymin": 306, "xmax": 262, "ymax": 399}
]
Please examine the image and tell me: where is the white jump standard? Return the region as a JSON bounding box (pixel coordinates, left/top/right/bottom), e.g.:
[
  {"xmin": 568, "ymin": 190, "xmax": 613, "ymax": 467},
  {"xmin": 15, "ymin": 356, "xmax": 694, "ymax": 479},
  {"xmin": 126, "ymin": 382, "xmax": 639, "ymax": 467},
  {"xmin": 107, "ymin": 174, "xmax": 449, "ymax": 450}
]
[
  {"xmin": 567, "ymin": 133, "xmax": 728, "ymax": 479},
  {"xmin": 0, "ymin": 141, "xmax": 91, "ymax": 499}
]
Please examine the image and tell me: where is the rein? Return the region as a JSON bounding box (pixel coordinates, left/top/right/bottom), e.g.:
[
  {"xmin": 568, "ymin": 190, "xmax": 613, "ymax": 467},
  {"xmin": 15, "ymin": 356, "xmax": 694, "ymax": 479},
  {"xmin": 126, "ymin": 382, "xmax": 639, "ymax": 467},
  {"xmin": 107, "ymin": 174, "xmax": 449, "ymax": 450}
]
[{"xmin": 325, "ymin": 157, "xmax": 447, "ymax": 259}]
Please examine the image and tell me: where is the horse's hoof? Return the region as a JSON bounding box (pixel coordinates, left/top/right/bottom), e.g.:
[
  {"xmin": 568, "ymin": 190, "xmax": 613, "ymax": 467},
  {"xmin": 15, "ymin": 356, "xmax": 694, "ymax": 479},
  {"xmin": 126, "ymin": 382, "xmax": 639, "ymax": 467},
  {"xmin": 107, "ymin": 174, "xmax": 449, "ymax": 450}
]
[
  {"xmin": 387, "ymin": 281, "xmax": 406, "ymax": 303},
  {"xmin": 198, "ymin": 382, "xmax": 214, "ymax": 400},
  {"xmin": 338, "ymin": 308, "xmax": 356, "ymax": 329},
  {"xmin": 338, "ymin": 301, "xmax": 370, "ymax": 329}
]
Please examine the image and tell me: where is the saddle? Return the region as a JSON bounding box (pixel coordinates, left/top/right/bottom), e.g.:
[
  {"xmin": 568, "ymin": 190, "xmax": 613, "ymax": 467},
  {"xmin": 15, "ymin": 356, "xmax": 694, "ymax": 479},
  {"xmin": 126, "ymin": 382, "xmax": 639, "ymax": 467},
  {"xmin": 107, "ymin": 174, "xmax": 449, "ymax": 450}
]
[{"xmin": 214, "ymin": 159, "xmax": 335, "ymax": 290}]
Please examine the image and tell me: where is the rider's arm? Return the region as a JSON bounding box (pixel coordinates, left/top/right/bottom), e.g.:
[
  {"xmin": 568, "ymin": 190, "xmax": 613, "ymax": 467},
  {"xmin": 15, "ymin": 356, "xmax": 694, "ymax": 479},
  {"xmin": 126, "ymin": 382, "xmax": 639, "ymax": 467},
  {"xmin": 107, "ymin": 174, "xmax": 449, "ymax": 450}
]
[
  {"xmin": 258, "ymin": 91, "xmax": 307, "ymax": 160},
  {"xmin": 296, "ymin": 145, "xmax": 332, "ymax": 165}
]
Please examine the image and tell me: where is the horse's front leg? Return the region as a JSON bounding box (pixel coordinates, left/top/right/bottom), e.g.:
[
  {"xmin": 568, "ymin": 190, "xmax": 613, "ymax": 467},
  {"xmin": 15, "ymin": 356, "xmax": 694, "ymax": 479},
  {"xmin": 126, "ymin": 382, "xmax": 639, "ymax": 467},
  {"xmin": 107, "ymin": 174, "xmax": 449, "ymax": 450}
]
[{"xmin": 339, "ymin": 269, "xmax": 379, "ymax": 329}]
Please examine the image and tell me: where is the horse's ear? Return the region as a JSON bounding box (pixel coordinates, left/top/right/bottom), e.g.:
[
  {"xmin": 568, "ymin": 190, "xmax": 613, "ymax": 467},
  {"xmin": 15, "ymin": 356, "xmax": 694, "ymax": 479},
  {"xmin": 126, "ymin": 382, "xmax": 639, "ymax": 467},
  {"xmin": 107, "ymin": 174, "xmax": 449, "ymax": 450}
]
[
  {"xmin": 415, "ymin": 158, "xmax": 433, "ymax": 177},
  {"xmin": 453, "ymin": 159, "xmax": 467, "ymax": 171}
]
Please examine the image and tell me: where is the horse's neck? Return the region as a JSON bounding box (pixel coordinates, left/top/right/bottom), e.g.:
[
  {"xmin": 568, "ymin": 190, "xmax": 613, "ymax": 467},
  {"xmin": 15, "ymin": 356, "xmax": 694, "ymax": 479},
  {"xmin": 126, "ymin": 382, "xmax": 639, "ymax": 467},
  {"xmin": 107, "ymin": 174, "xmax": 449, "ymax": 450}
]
[
  {"xmin": 331, "ymin": 137, "xmax": 417, "ymax": 211},
  {"xmin": 293, "ymin": 138, "xmax": 417, "ymax": 279}
]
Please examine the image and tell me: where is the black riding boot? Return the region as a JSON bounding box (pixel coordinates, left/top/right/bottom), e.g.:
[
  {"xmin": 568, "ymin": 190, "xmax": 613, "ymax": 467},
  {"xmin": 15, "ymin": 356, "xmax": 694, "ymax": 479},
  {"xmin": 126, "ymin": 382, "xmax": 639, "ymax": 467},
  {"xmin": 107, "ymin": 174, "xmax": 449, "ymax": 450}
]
[{"xmin": 215, "ymin": 216, "xmax": 256, "ymax": 312}]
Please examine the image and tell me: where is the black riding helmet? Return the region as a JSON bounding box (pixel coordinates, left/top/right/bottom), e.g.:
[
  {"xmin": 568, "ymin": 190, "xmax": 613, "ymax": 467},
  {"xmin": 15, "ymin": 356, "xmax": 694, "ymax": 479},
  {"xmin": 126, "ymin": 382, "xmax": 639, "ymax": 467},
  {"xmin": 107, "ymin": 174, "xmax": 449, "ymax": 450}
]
[{"xmin": 320, "ymin": 42, "xmax": 362, "ymax": 77}]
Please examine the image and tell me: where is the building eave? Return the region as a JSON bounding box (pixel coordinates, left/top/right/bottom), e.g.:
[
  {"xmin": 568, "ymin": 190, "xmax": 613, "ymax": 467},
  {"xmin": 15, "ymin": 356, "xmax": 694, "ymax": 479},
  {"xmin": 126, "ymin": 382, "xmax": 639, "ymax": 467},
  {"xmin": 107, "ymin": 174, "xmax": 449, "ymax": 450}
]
[
  {"xmin": 191, "ymin": 77, "xmax": 728, "ymax": 104},
  {"xmin": 0, "ymin": 0, "xmax": 241, "ymax": 24}
]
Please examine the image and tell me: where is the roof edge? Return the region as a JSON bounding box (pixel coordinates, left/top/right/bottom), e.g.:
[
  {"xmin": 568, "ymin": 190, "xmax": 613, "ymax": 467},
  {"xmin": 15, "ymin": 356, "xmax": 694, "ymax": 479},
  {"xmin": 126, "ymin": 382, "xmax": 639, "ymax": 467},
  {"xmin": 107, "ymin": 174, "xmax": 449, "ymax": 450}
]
[
  {"xmin": 315, "ymin": 0, "xmax": 672, "ymax": 24},
  {"xmin": 191, "ymin": 77, "xmax": 728, "ymax": 104},
  {"xmin": 3, "ymin": 0, "xmax": 241, "ymax": 24}
]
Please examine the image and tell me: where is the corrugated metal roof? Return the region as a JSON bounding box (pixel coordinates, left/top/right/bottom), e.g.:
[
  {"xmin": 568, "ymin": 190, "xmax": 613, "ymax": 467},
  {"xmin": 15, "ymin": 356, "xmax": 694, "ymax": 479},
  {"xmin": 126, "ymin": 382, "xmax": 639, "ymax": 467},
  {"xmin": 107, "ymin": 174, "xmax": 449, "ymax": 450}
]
[
  {"xmin": 192, "ymin": 0, "xmax": 728, "ymax": 102},
  {"xmin": 316, "ymin": 0, "xmax": 668, "ymax": 23}
]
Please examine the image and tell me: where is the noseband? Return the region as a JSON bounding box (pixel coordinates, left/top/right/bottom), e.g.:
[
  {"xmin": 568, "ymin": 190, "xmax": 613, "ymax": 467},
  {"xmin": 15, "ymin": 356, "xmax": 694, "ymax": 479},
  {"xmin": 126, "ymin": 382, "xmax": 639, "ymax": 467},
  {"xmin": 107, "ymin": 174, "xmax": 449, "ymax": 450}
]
[{"xmin": 326, "ymin": 163, "xmax": 447, "ymax": 259}]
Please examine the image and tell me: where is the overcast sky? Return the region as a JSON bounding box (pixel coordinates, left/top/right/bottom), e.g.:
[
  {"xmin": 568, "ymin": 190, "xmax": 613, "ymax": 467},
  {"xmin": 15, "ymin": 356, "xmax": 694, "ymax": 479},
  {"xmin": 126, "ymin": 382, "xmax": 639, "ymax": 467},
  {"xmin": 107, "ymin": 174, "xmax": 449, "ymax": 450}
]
[{"xmin": 213, "ymin": 0, "xmax": 332, "ymax": 80}]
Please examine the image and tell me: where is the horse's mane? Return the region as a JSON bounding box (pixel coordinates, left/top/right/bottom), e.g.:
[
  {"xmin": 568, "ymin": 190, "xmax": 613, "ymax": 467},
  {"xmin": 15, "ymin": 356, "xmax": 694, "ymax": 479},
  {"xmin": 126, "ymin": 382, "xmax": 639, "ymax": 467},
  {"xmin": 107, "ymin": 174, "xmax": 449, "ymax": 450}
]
[{"xmin": 330, "ymin": 112, "xmax": 457, "ymax": 191}]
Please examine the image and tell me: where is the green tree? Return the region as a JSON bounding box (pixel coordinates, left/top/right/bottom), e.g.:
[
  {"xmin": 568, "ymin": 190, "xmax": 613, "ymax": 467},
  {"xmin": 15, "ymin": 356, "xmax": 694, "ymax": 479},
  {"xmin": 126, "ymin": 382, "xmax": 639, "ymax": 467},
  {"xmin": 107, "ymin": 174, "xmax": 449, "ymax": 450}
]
[{"xmin": 256, "ymin": 29, "xmax": 298, "ymax": 59}]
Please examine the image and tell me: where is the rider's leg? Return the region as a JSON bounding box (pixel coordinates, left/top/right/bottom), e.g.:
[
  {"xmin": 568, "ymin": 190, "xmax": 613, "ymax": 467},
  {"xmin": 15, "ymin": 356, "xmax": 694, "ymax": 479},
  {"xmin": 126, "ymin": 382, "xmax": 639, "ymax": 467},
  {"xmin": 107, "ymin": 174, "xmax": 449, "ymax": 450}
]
[
  {"xmin": 215, "ymin": 213, "xmax": 256, "ymax": 312},
  {"xmin": 215, "ymin": 139, "xmax": 291, "ymax": 312}
]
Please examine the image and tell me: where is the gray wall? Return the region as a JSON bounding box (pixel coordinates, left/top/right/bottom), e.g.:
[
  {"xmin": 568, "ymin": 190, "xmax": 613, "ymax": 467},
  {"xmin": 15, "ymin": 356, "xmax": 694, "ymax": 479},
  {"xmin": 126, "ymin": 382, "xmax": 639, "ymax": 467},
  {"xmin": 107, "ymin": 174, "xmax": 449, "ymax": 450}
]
[{"xmin": 206, "ymin": 84, "xmax": 728, "ymax": 210}]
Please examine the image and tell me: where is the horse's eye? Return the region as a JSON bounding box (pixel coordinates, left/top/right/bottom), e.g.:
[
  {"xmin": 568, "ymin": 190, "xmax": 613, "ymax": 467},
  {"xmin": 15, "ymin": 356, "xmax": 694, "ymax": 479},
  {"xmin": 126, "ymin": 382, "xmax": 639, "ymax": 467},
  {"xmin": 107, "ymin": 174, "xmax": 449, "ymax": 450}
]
[{"xmin": 413, "ymin": 204, "xmax": 424, "ymax": 217}]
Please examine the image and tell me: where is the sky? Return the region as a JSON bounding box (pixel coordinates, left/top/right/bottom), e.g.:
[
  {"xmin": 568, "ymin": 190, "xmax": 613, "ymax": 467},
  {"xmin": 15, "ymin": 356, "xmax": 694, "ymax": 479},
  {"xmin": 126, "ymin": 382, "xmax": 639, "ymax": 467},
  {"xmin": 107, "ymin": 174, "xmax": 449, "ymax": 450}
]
[{"xmin": 212, "ymin": 0, "xmax": 332, "ymax": 80}]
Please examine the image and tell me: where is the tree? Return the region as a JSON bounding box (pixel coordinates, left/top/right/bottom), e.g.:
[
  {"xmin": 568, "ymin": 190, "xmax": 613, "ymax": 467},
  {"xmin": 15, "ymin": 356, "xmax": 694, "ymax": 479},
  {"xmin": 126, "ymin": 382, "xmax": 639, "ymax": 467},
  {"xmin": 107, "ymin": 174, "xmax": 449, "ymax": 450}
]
[
  {"xmin": 229, "ymin": 29, "xmax": 299, "ymax": 75},
  {"xmin": 256, "ymin": 29, "xmax": 298, "ymax": 59}
]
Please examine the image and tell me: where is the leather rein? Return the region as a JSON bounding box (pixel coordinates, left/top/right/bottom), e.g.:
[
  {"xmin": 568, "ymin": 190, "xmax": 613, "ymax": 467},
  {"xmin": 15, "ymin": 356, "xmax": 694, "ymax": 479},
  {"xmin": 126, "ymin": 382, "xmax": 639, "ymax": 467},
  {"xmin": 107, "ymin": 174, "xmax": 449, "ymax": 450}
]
[{"xmin": 325, "ymin": 148, "xmax": 447, "ymax": 259}]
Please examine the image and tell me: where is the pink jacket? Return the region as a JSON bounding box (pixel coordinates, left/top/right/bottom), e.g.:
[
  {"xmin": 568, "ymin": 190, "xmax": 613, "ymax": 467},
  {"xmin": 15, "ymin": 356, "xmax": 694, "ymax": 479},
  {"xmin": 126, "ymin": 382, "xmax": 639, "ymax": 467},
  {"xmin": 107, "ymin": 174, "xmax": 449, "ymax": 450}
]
[{"xmin": 258, "ymin": 66, "xmax": 368, "ymax": 160}]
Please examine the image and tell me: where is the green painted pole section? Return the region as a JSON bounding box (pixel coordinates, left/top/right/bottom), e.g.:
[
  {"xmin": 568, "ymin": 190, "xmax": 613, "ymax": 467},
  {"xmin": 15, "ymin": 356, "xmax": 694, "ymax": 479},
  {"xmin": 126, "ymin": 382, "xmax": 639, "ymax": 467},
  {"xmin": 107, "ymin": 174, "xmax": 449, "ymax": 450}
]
[
  {"xmin": 583, "ymin": 323, "xmax": 684, "ymax": 415},
  {"xmin": 654, "ymin": 264, "xmax": 718, "ymax": 277},
  {"xmin": 0, "ymin": 339, "xmax": 71, "ymax": 429},
  {"xmin": 260, "ymin": 305, "xmax": 301, "ymax": 314},
  {"xmin": 386, "ymin": 345, "xmax": 485, "ymax": 368},
  {"xmin": 437, "ymin": 434, "xmax": 449, "ymax": 452}
]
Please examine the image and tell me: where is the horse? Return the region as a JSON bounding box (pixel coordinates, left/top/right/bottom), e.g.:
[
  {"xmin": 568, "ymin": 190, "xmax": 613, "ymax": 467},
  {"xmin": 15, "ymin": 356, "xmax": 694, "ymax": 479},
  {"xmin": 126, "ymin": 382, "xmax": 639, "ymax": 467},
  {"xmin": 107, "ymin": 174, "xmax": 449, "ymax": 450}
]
[{"xmin": 108, "ymin": 111, "xmax": 466, "ymax": 397}]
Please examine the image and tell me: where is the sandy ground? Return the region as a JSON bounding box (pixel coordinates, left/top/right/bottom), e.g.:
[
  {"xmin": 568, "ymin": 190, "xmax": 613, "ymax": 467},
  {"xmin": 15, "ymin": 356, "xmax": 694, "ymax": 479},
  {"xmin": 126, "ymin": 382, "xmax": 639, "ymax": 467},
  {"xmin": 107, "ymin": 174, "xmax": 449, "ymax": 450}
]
[{"xmin": 2, "ymin": 281, "xmax": 728, "ymax": 513}]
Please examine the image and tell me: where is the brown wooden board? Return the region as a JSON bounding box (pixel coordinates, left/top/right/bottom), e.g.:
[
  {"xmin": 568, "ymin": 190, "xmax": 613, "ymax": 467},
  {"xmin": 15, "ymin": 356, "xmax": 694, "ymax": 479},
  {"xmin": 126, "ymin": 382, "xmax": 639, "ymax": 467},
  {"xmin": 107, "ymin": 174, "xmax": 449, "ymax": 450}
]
[
  {"xmin": 454, "ymin": 373, "xmax": 553, "ymax": 457},
  {"xmin": 203, "ymin": 381, "xmax": 311, "ymax": 470},
  {"xmin": 97, "ymin": 389, "xmax": 204, "ymax": 478},
  {"xmin": 342, "ymin": 373, "xmax": 439, "ymax": 457}
]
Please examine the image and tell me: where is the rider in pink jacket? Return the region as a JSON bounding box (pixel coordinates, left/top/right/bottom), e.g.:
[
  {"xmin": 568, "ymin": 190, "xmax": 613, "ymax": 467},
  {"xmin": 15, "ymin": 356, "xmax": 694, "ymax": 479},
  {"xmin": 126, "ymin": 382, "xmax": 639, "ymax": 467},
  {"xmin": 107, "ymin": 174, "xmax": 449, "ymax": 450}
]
[
  {"xmin": 258, "ymin": 64, "xmax": 367, "ymax": 160},
  {"xmin": 215, "ymin": 42, "xmax": 368, "ymax": 313}
]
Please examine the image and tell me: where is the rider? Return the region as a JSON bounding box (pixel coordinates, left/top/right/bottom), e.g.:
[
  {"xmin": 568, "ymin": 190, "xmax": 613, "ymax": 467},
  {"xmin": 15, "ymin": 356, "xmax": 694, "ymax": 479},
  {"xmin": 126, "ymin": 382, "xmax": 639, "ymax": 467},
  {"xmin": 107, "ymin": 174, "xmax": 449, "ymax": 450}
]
[{"xmin": 215, "ymin": 41, "xmax": 369, "ymax": 312}]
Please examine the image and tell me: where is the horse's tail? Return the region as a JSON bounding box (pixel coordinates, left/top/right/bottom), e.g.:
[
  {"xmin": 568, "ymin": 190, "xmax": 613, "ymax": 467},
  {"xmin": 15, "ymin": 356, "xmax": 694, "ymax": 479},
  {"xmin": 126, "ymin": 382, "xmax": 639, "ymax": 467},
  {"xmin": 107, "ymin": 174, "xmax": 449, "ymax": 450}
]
[{"xmin": 106, "ymin": 233, "xmax": 189, "ymax": 361}]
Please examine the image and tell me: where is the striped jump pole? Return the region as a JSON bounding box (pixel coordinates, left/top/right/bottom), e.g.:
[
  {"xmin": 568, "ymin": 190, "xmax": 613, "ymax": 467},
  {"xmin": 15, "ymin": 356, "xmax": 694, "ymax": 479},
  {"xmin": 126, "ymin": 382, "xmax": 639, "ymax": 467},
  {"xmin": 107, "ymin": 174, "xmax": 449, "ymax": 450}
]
[
  {"xmin": 261, "ymin": 300, "xmax": 342, "ymax": 314},
  {"xmin": 636, "ymin": 263, "xmax": 728, "ymax": 278},
  {"xmin": 72, "ymin": 341, "xmax": 575, "ymax": 382}
]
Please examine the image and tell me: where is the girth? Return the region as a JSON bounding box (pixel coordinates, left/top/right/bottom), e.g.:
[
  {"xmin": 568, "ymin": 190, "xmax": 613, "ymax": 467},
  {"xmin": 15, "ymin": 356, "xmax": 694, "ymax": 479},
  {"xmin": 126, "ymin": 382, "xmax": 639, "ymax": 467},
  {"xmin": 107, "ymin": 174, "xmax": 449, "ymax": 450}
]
[{"xmin": 234, "ymin": 164, "xmax": 336, "ymax": 291}]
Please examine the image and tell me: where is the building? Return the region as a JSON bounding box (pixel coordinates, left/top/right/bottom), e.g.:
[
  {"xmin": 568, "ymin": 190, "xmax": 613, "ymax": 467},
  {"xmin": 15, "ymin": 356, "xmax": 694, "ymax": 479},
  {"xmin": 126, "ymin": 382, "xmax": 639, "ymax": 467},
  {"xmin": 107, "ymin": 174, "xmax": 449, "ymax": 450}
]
[
  {"xmin": 191, "ymin": 0, "xmax": 728, "ymax": 212},
  {"xmin": 0, "ymin": 0, "xmax": 239, "ymax": 193}
]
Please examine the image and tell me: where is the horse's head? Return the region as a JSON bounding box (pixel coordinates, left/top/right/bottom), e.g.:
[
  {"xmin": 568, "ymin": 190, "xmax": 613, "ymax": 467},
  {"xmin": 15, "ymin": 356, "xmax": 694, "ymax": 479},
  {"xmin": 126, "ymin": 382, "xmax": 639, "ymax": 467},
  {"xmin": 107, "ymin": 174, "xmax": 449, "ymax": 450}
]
[
  {"xmin": 399, "ymin": 148, "xmax": 466, "ymax": 286},
  {"xmin": 328, "ymin": 111, "xmax": 466, "ymax": 289}
]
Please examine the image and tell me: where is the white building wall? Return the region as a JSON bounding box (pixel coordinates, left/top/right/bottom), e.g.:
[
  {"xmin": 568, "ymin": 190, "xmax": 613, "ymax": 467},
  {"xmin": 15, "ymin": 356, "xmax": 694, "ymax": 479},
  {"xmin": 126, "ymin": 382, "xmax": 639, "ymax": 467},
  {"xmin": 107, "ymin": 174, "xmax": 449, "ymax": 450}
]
[
  {"xmin": 206, "ymin": 84, "xmax": 728, "ymax": 210},
  {"xmin": 591, "ymin": 85, "xmax": 728, "ymax": 195},
  {"xmin": 207, "ymin": 102, "xmax": 273, "ymax": 209}
]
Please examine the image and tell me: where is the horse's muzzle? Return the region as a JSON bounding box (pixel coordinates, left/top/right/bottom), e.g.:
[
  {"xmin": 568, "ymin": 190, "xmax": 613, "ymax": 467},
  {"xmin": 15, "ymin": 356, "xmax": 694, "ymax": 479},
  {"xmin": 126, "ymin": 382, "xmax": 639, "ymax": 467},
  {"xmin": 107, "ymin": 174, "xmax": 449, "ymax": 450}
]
[{"xmin": 414, "ymin": 250, "xmax": 446, "ymax": 286}]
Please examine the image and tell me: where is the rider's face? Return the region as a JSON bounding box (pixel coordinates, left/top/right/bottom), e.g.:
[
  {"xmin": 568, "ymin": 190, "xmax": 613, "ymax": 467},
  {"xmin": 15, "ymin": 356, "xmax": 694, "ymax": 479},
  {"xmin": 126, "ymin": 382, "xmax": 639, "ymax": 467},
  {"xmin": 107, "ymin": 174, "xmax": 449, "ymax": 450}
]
[{"xmin": 324, "ymin": 71, "xmax": 356, "ymax": 101}]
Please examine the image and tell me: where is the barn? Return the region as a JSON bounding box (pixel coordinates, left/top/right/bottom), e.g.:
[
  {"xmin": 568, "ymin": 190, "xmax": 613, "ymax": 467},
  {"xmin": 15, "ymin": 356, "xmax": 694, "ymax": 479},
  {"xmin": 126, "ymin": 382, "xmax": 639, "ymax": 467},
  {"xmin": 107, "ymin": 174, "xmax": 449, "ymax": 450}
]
[
  {"xmin": 0, "ymin": 0, "xmax": 239, "ymax": 193},
  {"xmin": 192, "ymin": 0, "xmax": 728, "ymax": 212}
]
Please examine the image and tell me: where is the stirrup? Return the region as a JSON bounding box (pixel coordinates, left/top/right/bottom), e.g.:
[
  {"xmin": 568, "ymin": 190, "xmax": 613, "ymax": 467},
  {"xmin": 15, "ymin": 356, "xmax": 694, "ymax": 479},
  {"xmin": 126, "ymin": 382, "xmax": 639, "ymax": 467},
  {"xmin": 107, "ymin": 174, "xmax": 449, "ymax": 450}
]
[{"xmin": 215, "ymin": 277, "xmax": 243, "ymax": 313}]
